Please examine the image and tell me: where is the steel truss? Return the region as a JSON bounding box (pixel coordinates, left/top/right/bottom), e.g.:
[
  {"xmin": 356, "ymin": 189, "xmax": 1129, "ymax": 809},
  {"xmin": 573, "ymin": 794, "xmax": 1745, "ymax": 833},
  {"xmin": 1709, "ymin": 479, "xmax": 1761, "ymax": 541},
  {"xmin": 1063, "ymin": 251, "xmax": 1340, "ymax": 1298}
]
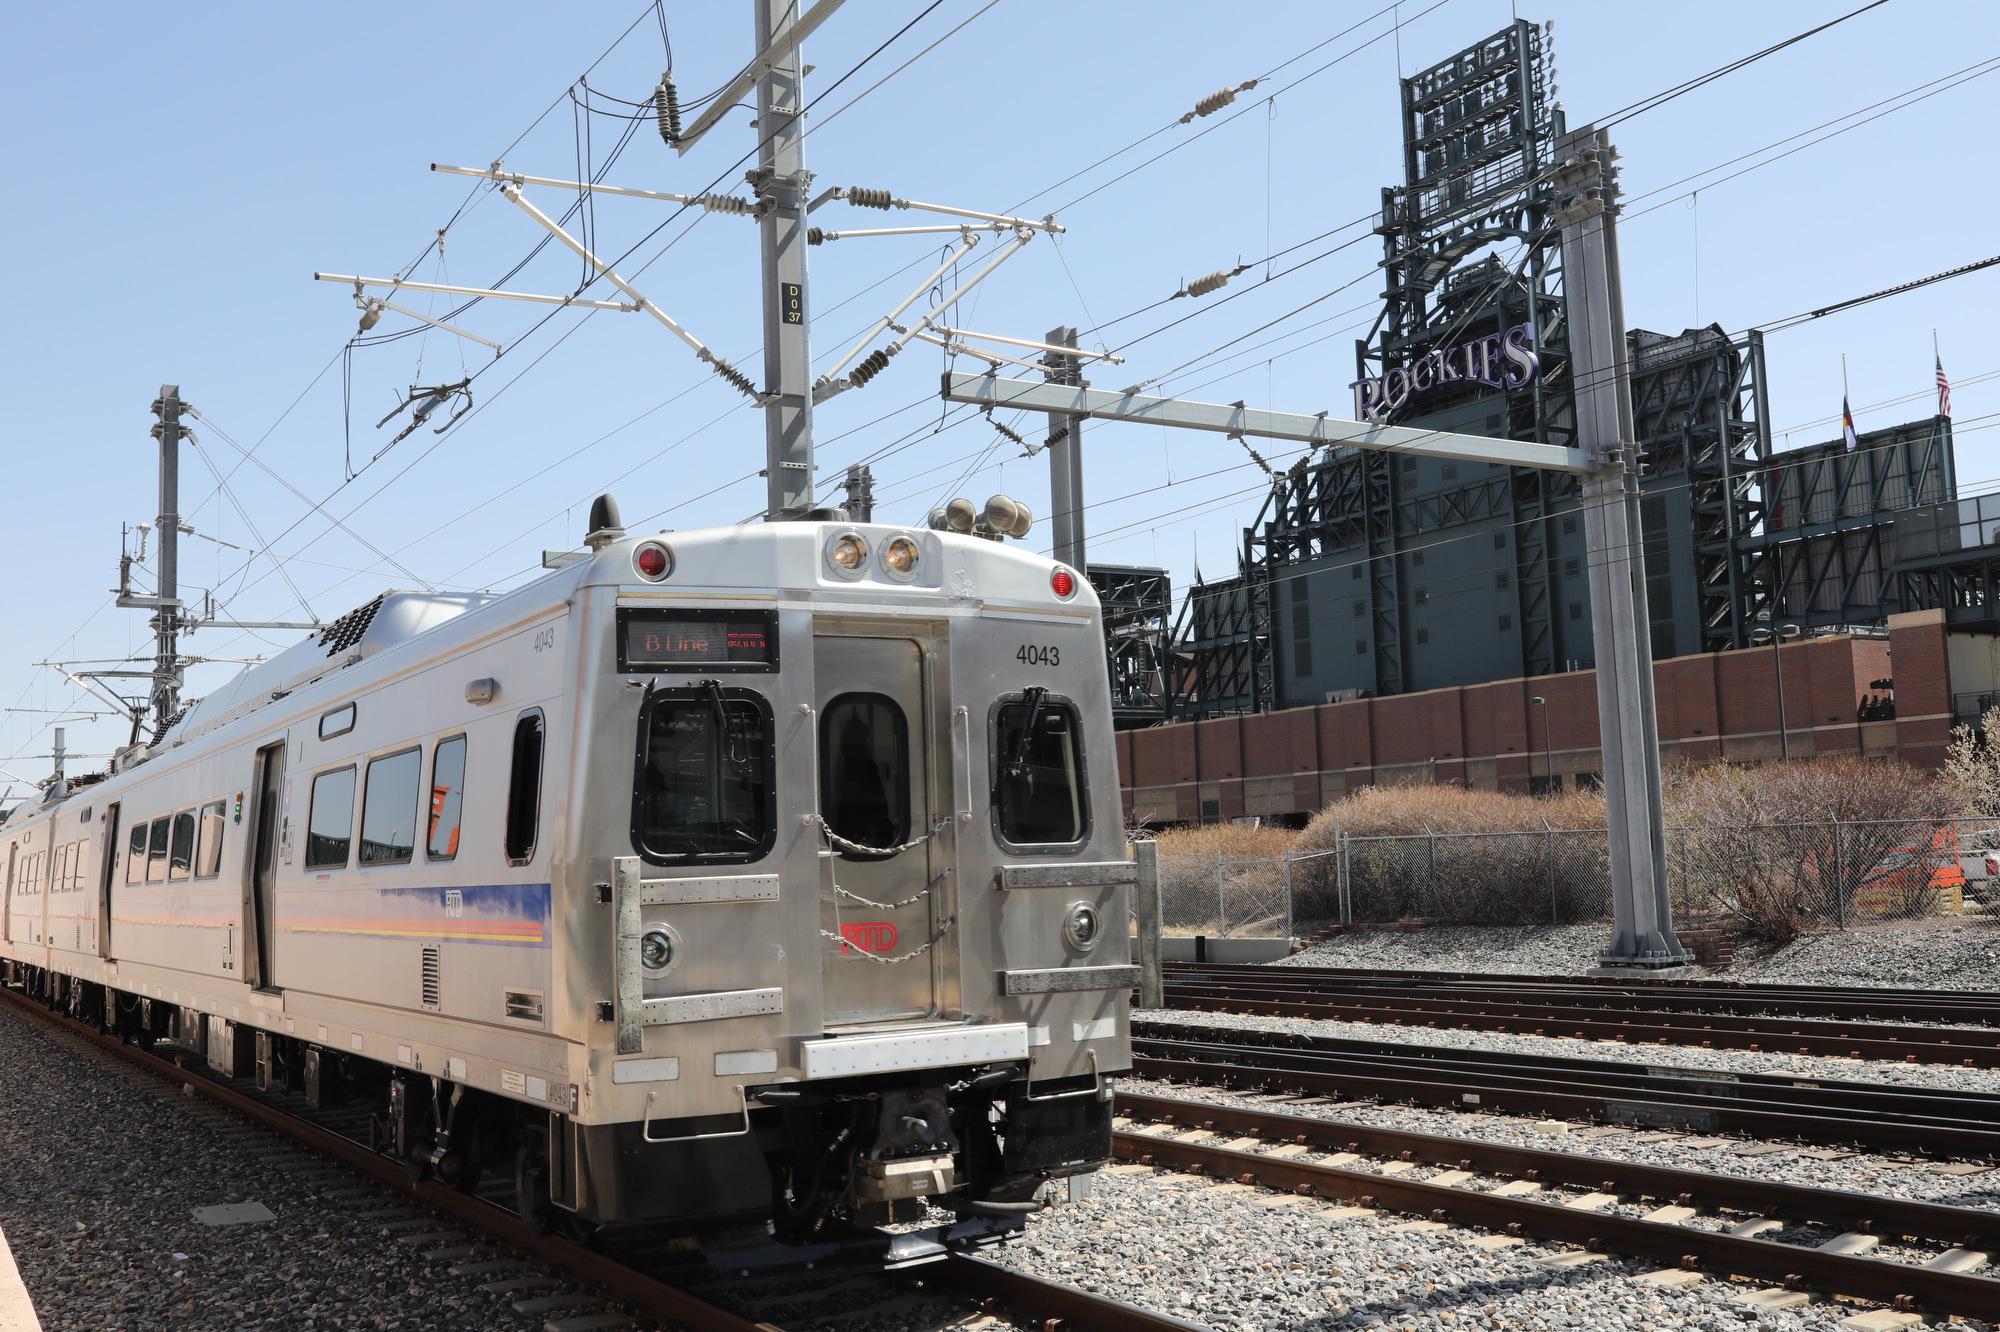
[{"xmin": 1086, "ymin": 564, "xmax": 1173, "ymax": 728}]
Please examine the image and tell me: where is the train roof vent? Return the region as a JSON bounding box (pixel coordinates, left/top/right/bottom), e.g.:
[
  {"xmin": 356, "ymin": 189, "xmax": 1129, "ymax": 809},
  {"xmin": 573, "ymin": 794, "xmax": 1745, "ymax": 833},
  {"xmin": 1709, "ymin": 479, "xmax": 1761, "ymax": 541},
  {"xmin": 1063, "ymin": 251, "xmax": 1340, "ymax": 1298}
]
[{"xmin": 317, "ymin": 594, "xmax": 386, "ymax": 657}]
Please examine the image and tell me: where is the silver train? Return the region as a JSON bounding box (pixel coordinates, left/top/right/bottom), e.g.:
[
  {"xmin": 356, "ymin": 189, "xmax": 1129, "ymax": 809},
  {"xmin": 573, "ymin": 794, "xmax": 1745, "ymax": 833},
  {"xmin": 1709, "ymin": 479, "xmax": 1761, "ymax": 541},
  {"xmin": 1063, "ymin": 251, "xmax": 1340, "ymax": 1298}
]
[{"xmin": 0, "ymin": 498, "xmax": 1134, "ymax": 1251}]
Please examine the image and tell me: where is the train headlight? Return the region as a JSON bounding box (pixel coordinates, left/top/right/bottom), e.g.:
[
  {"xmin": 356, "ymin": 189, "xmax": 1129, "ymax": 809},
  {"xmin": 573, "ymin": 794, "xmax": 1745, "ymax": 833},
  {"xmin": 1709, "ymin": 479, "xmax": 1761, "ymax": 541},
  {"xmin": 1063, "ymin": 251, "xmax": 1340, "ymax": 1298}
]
[
  {"xmin": 640, "ymin": 928, "xmax": 675, "ymax": 972},
  {"xmin": 1063, "ymin": 901, "xmax": 1102, "ymax": 953},
  {"xmin": 633, "ymin": 540, "xmax": 673, "ymax": 581},
  {"xmin": 825, "ymin": 530, "xmax": 869, "ymax": 578},
  {"xmin": 881, "ymin": 535, "xmax": 921, "ymax": 580}
]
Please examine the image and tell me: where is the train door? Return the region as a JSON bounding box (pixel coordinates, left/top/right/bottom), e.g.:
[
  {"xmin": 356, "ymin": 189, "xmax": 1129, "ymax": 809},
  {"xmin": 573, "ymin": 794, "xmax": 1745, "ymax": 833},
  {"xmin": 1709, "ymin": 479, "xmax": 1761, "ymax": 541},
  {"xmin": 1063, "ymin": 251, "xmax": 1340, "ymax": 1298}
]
[
  {"xmin": 2, "ymin": 840, "xmax": 14, "ymax": 945},
  {"xmin": 98, "ymin": 803, "xmax": 119, "ymax": 958},
  {"xmin": 814, "ymin": 633, "xmax": 948, "ymax": 1027},
  {"xmin": 247, "ymin": 741, "xmax": 285, "ymax": 991}
]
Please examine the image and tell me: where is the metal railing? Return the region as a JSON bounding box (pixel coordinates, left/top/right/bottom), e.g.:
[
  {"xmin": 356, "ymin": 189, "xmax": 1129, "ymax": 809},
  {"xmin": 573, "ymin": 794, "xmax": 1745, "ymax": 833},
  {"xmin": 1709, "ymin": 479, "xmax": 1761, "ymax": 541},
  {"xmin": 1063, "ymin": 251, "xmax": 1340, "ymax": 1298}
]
[{"xmin": 1158, "ymin": 816, "xmax": 2000, "ymax": 938}]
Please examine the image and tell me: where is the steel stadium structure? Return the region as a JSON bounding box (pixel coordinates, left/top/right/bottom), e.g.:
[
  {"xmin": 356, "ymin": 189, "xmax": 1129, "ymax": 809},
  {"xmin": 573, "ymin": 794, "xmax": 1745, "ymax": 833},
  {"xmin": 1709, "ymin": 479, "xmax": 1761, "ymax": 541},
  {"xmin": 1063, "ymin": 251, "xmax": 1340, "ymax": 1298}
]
[{"xmin": 1163, "ymin": 18, "xmax": 1958, "ymax": 724}]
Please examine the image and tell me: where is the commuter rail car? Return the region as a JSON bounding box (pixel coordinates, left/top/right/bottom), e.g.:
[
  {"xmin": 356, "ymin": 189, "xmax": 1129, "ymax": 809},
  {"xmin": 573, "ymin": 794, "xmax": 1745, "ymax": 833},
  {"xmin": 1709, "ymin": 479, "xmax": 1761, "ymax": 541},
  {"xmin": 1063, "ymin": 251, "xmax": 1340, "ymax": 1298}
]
[{"xmin": 0, "ymin": 503, "xmax": 1135, "ymax": 1250}]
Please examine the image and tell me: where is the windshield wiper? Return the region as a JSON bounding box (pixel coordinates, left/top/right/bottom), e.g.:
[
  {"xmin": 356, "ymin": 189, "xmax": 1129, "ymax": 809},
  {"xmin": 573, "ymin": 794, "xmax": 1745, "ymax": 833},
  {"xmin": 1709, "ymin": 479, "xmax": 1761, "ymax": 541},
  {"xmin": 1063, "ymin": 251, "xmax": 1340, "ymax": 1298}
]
[
  {"xmin": 701, "ymin": 678, "xmax": 750, "ymax": 766},
  {"xmin": 1006, "ymin": 687, "xmax": 1048, "ymax": 787}
]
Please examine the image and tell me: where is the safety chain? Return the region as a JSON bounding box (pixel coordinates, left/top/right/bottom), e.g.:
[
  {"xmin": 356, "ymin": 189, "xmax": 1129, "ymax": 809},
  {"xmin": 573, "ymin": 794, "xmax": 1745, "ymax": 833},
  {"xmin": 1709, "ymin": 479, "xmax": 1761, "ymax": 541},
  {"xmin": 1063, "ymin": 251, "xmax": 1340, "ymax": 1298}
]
[
  {"xmin": 833, "ymin": 869, "xmax": 947, "ymax": 912},
  {"xmin": 810, "ymin": 815, "xmax": 951, "ymax": 858},
  {"xmin": 819, "ymin": 916, "xmax": 956, "ymax": 966}
]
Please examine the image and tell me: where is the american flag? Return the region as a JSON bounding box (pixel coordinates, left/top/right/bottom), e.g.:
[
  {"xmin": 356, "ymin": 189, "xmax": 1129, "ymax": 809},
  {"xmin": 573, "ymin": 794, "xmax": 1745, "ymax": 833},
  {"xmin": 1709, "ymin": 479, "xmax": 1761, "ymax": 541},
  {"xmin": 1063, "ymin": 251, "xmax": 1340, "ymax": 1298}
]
[{"xmin": 1938, "ymin": 352, "xmax": 1953, "ymax": 419}]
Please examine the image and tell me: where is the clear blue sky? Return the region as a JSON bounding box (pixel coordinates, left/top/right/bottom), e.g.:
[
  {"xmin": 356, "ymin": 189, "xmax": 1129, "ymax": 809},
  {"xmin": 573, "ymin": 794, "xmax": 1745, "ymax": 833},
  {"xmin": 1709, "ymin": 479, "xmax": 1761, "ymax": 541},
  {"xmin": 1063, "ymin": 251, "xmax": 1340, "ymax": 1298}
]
[{"xmin": 3, "ymin": 0, "xmax": 1996, "ymax": 787}]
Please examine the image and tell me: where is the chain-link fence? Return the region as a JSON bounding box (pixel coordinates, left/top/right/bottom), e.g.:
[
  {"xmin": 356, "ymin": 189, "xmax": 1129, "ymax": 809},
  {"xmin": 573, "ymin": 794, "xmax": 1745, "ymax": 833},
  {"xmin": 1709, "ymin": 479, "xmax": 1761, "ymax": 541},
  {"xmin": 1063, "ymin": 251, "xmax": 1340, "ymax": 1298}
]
[{"xmin": 1158, "ymin": 816, "xmax": 2000, "ymax": 937}]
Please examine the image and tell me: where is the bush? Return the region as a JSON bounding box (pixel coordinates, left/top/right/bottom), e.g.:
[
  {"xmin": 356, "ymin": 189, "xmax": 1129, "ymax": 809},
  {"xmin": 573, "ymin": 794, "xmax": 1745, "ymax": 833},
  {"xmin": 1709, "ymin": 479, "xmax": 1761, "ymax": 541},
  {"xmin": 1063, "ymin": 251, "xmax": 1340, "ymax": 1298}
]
[
  {"xmin": 1288, "ymin": 784, "xmax": 1607, "ymax": 927},
  {"xmin": 1146, "ymin": 823, "xmax": 1297, "ymax": 936}
]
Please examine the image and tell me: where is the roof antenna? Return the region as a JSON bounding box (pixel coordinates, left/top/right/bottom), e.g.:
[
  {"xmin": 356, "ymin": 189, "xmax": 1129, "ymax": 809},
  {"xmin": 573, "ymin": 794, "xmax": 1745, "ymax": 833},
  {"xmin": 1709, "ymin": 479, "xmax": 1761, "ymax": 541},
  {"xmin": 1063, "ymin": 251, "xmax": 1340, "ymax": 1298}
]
[{"xmin": 584, "ymin": 493, "xmax": 626, "ymax": 551}]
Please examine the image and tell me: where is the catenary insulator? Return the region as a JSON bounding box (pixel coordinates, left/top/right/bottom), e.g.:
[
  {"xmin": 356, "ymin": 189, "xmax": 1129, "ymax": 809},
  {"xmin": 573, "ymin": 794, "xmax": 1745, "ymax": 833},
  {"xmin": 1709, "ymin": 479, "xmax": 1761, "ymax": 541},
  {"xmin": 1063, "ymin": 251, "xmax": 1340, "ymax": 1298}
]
[
  {"xmin": 706, "ymin": 355, "xmax": 759, "ymax": 400},
  {"xmin": 1180, "ymin": 80, "xmax": 1257, "ymax": 124},
  {"xmin": 987, "ymin": 415, "xmax": 1027, "ymax": 450},
  {"xmin": 1186, "ymin": 268, "xmax": 1233, "ymax": 298},
  {"xmin": 848, "ymin": 347, "xmax": 895, "ymax": 387},
  {"xmin": 808, "ymin": 227, "xmax": 826, "ymax": 245},
  {"xmin": 698, "ymin": 193, "xmax": 752, "ymax": 216},
  {"xmin": 656, "ymin": 75, "xmax": 682, "ymax": 144},
  {"xmin": 846, "ymin": 186, "xmax": 894, "ymax": 210}
]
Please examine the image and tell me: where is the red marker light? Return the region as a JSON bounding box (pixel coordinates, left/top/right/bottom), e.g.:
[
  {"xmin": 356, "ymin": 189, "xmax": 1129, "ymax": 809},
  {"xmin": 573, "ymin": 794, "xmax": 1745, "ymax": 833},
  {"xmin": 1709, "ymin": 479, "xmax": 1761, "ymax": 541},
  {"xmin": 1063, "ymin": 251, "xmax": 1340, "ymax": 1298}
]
[
  {"xmin": 633, "ymin": 542, "xmax": 672, "ymax": 581},
  {"xmin": 1050, "ymin": 567, "xmax": 1076, "ymax": 599}
]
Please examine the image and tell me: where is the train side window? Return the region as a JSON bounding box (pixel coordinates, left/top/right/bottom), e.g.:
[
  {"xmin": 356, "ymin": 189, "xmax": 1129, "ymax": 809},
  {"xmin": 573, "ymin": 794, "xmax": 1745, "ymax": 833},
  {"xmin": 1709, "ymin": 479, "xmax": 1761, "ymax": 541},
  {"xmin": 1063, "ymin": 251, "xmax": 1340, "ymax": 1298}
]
[
  {"xmin": 146, "ymin": 816, "xmax": 170, "ymax": 883},
  {"xmin": 991, "ymin": 692, "xmax": 1089, "ymax": 849},
  {"xmin": 360, "ymin": 747, "xmax": 422, "ymax": 867},
  {"xmin": 307, "ymin": 766, "xmax": 358, "ymax": 870},
  {"xmin": 195, "ymin": 800, "xmax": 227, "ymax": 879},
  {"xmin": 631, "ymin": 687, "xmax": 774, "ymax": 864},
  {"xmin": 819, "ymin": 693, "xmax": 909, "ymax": 859},
  {"xmin": 504, "ymin": 711, "xmax": 545, "ymax": 866},
  {"xmin": 168, "ymin": 809, "xmax": 196, "ymax": 881},
  {"xmin": 126, "ymin": 822, "xmax": 147, "ymax": 885},
  {"xmin": 428, "ymin": 735, "xmax": 467, "ymax": 862},
  {"xmin": 319, "ymin": 703, "xmax": 356, "ymax": 740}
]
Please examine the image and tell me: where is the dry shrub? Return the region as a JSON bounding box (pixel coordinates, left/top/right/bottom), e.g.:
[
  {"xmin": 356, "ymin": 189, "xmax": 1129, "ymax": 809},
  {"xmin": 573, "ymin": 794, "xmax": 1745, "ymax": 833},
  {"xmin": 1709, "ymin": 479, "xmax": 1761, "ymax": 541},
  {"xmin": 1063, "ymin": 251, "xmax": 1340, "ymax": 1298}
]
[
  {"xmin": 1289, "ymin": 783, "xmax": 1608, "ymax": 927},
  {"xmin": 1147, "ymin": 823, "xmax": 1297, "ymax": 936},
  {"xmin": 1666, "ymin": 758, "xmax": 1960, "ymax": 942}
]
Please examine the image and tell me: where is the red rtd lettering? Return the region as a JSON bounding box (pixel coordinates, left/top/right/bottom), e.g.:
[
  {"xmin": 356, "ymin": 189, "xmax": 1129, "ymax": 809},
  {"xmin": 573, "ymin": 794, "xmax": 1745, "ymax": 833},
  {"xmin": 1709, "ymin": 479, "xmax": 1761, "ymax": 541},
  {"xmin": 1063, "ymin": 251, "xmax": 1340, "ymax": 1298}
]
[{"xmin": 838, "ymin": 921, "xmax": 899, "ymax": 954}]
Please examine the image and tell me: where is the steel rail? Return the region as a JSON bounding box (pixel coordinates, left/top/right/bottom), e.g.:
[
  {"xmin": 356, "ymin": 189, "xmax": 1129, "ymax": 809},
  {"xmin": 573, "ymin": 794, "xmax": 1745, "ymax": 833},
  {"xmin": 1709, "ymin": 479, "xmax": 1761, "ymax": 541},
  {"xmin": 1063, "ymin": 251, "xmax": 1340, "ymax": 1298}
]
[
  {"xmin": 1116, "ymin": 1091, "xmax": 2000, "ymax": 1250},
  {"xmin": 1108, "ymin": 1131, "xmax": 2000, "ymax": 1320},
  {"xmin": 938, "ymin": 1254, "xmax": 1212, "ymax": 1331},
  {"xmin": 1136, "ymin": 1019, "xmax": 2000, "ymax": 1125},
  {"xmin": 1159, "ymin": 982, "xmax": 2000, "ymax": 1067},
  {"xmin": 0, "ymin": 985, "xmax": 776, "ymax": 1332},
  {"xmin": 1131, "ymin": 1041, "xmax": 2000, "ymax": 1159},
  {"xmin": 1168, "ymin": 962, "xmax": 2000, "ymax": 1025}
]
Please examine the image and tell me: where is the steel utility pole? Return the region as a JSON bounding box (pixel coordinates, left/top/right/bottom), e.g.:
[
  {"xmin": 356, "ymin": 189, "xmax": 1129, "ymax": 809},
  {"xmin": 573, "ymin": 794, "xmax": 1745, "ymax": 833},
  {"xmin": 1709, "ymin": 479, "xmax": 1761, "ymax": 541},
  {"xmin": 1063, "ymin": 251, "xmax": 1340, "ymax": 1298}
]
[
  {"xmin": 1552, "ymin": 126, "xmax": 1689, "ymax": 968},
  {"xmin": 149, "ymin": 385, "xmax": 185, "ymax": 740},
  {"xmin": 754, "ymin": 0, "xmax": 815, "ymax": 521},
  {"xmin": 1044, "ymin": 325, "xmax": 1086, "ymax": 569}
]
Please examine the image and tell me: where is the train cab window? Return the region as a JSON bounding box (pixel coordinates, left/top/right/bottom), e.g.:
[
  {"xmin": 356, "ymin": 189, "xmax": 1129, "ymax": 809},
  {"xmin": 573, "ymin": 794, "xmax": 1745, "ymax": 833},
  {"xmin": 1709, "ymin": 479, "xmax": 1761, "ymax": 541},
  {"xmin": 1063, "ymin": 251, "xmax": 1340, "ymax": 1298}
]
[
  {"xmin": 307, "ymin": 766, "xmax": 358, "ymax": 870},
  {"xmin": 195, "ymin": 801, "xmax": 226, "ymax": 879},
  {"xmin": 504, "ymin": 712, "xmax": 545, "ymax": 866},
  {"xmin": 819, "ymin": 693, "xmax": 909, "ymax": 859},
  {"xmin": 992, "ymin": 691, "xmax": 1088, "ymax": 848},
  {"xmin": 168, "ymin": 810, "xmax": 196, "ymax": 881},
  {"xmin": 360, "ymin": 747, "xmax": 422, "ymax": 866},
  {"xmin": 632, "ymin": 686, "xmax": 774, "ymax": 864},
  {"xmin": 126, "ymin": 822, "xmax": 147, "ymax": 885},
  {"xmin": 146, "ymin": 816, "xmax": 170, "ymax": 883},
  {"xmin": 427, "ymin": 735, "xmax": 466, "ymax": 861}
]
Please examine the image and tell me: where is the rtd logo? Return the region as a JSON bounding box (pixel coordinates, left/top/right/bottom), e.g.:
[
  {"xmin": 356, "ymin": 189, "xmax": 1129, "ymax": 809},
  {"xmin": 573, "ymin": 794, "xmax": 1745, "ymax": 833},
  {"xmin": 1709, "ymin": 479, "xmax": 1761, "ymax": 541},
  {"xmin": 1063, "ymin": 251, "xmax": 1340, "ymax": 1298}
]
[{"xmin": 838, "ymin": 921, "xmax": 899, "ymax": 954}]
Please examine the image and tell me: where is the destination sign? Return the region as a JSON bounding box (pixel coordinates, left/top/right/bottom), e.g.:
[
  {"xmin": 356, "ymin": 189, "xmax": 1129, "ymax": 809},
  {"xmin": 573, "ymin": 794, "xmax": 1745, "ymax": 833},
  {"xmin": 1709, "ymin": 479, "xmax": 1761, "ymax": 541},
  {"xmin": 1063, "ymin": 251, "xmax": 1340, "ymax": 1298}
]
[{"xmin": 618, "ymin": 610, "xmax": 778, "ymax": 671}]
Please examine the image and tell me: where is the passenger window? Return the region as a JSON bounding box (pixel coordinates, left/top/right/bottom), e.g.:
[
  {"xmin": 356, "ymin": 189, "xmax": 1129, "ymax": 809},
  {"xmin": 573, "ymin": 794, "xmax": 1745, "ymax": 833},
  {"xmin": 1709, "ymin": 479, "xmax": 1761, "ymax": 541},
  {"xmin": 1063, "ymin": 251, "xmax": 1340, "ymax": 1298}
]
[
  {"xmin": 632, "ymin": 687, "xmax": 773, "ymax": 864},
  {"xmin": 360, "ymin": 748, "xmax": 421, "ymax": 866},
  {"xmin": 195, "ymin": 801, "xmax": 226, "ymax": 879},
  {"xmin": 146, "ymin": 817, "xmax": 170, "ymax": 882},
  {"xmin": 428, "ymin": 736, "xmax": 466, "ymax": 861},
  {"xmin": 319, "ymin": 703, "xmax": 356, "ymax": 740},
  {"xmin": 820, "ymin": 693, "xmax": 909, "ymax": 859},
  {"xmin": 168, "ymin": 810, "xmax": 196, "ymax": 881},
  {"xmin": 992, "ymin": 692, "xmax": 1088, "ymax": 847},
  {"xmin": 505, "ymin": 712, "xmax": 545, "ymax": 866},
  {"xmin": 126, "ymin": 821, "xmax": 147, "ymax": 885},
  {"xmin": 307, "ymin": 766, "xmax": 358, "ymax": 870}
]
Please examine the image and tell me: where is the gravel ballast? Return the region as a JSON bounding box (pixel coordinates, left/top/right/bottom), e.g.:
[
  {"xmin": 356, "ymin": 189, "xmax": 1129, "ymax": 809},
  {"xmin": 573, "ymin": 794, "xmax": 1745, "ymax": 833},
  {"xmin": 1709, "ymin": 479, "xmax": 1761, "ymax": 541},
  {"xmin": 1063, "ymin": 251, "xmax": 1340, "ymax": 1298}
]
[
  {"xmin": 0, "ymin": 999, "xmax": 632, "ymax": 1332},
  {"xmin": 1282, "ymin": 916, "xmax": 2000, "ymax": 990},
  {"xmin": 991, "ymin": 1156, "xmax": 1982, "ymax": 1332}
]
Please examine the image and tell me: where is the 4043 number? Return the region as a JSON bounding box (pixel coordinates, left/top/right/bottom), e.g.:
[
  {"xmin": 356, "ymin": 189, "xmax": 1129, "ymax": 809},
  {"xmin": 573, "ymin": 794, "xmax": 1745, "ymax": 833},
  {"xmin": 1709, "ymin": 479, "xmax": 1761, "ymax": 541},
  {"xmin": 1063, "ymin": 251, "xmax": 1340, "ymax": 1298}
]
[{"xmin": 1016, "ymin": 644, "xmax": 1060, "ymax": 666}]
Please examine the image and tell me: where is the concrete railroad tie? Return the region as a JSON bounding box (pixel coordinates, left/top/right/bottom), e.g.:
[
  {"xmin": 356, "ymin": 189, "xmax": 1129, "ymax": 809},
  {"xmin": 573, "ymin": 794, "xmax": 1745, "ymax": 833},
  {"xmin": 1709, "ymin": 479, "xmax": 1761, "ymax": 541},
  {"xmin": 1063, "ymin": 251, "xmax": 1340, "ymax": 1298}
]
[{"xmin": 0, "ymin": 1221, "xmax": 43, "ymax": 1332}]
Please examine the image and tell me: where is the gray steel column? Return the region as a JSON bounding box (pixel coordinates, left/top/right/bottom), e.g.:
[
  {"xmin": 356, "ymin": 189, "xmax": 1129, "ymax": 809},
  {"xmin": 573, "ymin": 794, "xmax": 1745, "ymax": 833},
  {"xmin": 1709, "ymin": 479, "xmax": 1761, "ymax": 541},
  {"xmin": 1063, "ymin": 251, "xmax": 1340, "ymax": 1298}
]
[
  {"xmin": 1134, "ymin": 839, "xmax": 1163, "ymax": 1009},
  {"xmin": 1044, "ymin": 324, "xmax": 1086, "ymax": 569},
  {"xmin": 755, "ymin": 0, "xmax": 814, "ymax": 520},
  {"xmin": 1555, "ymin": 126, "xmax": 1688, "ymax": 967},
  {"xmin": 151, "ymin": 384, "xmax": 183, "ymax": 740}
]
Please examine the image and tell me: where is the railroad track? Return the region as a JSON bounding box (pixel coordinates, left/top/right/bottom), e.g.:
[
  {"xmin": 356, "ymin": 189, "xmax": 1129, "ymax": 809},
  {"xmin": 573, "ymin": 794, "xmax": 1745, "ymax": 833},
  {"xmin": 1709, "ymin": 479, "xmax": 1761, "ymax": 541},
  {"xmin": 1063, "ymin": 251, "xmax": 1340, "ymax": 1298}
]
[
  {"xmin": 1134, "ymin": 1019, "xmax": 2000, "ymax": 1159},
  {"xmin": 1109, "ymin": 1091, "xmax": 2000, "ymax": 1321},
  {"xmin": 0, "ymin": 984, "xmax": 1199, "ymax": 1332},
  {"xmin": 1180, "ymin": 962, "xmax": 2000, "ymax": 1026},
  {"xmin": 1162, "ymin": 965, "xmax": 2000, "ymax": 1067}
]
